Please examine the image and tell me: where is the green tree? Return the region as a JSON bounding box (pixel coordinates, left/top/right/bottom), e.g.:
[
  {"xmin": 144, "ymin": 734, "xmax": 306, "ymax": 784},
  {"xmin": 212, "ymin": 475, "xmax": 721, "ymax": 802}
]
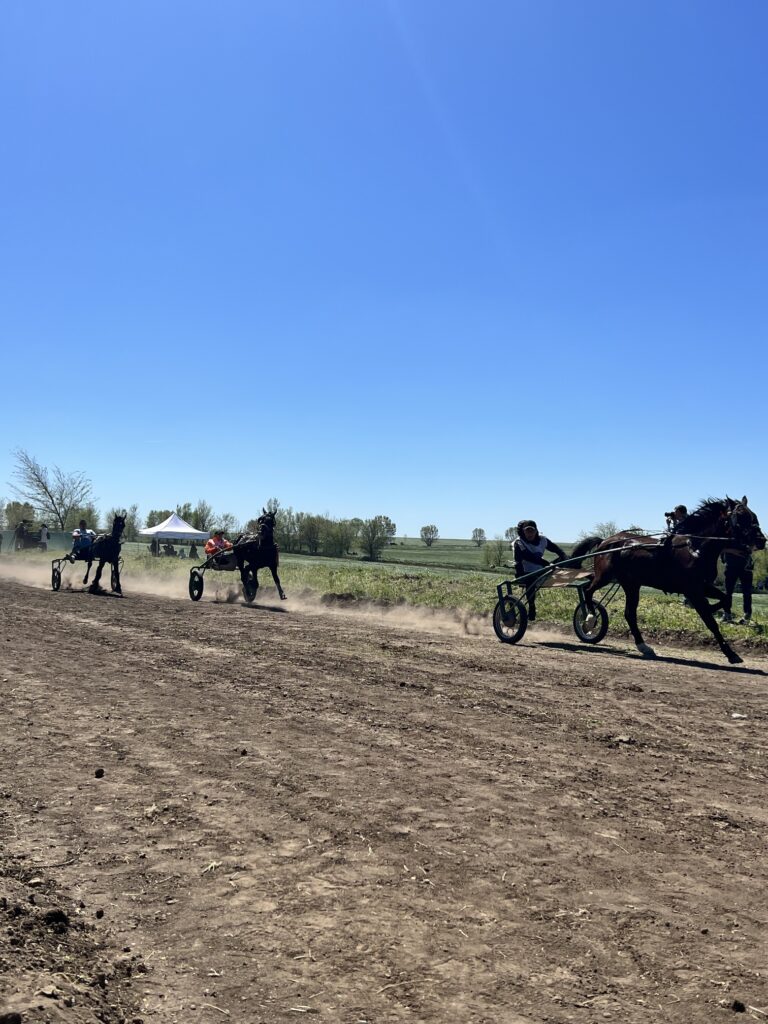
[
  {"xmin": 104, "ymin": 503, "xmax": 141, "ymax": 541},
  {"xmin": 5, "ymin": 500, "xmax": 36, "ymax": 529},
  {"xmin": 146, "ymin": 509, "xmax": 173, "ymax": 528},
  {"xmin": 359, "ymin": 515, "xmax": 393, "ymax": 561},
  {"xmin": 482, "ymin": 537, "xmax": 507, "ymax": 568},
  {"xmin": 321, "ymin": 518, "xmax": 359, "ymax": 557},
  {"xmin": 420, "ymin": 525, "xmax": 439, "ymax": 547},
  {"xmin": 299, "ymin": 514, "xmax": 323, "ymax": 555},
  {"xmin": 10, "ymin": 448, "xmax": 94, "ymax": 530},
  {"xmin": 275, "ymin": 507, "xmax": 300, "ymax": 552},
  {"xmin": 217, "ymin": 512, "xmax": 240, "ymax": 536},
  {"xmin": 65, "ymin": 503, "xmax": 100, "ymax": 530},
  {"xmin": 472, "ymin": 528, "xmax": 486, "ymax": 547},
  {"xmin": 193, "ymin": 499, "xmax": 215, "ymax": 531}
]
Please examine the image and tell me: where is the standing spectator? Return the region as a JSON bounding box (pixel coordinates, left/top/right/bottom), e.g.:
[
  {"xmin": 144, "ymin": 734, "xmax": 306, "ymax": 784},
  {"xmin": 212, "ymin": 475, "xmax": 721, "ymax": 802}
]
[
  {"xmin": 14, "ymin": 522, "xmax": 26, "ymax": 551},
  {"xmin": 39, "ymin": 524, "xmax": 50, "ymax": 552},
  {"xmin": 189, "ymin": 542, "xmax": 199, "ymax": 561},
  {"xmin": 721, "ymin": 546, "xmax": 754, "ymax": 625}
]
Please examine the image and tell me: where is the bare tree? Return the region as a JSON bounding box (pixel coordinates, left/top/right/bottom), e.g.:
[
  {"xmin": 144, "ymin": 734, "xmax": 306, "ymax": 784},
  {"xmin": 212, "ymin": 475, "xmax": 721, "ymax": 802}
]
[
  {"xmin": 472, "ymin": 528, "xmax": 486, "ymax": 547},
  {"xmin": 576, "ymin": 520, "xmax": 619, "ymax": 541},
  {"xmin": 10, "ymin": 449, "xmax": 94, "ymax": 530}
]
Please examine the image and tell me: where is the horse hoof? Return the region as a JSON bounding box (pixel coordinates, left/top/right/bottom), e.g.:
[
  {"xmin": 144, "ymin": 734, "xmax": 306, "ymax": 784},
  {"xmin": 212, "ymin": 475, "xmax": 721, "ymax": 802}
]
[
  {"xmin": 638, "ymin": 644, "xmax": 657, "ymax": 659},
  {"xmin": 281, "ymin": 594, "xmax": 287, "ymax": 601},
  {"xmin": 727, "ymin": 652, "xmax": 743, "ymax": 665}
]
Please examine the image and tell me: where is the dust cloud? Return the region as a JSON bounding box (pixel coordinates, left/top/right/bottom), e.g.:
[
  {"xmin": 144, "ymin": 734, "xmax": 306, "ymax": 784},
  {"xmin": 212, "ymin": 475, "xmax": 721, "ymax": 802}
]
[{"xmin": 0, "ymin": 557, "xmax": 488, "ymax": 638}]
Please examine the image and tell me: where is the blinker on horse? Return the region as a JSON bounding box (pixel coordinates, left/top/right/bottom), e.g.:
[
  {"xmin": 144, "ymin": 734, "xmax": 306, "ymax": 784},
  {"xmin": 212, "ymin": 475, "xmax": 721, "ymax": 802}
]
[{"xmin": 572, "ymin": 497, "xmax": 765, "ymax": 664}]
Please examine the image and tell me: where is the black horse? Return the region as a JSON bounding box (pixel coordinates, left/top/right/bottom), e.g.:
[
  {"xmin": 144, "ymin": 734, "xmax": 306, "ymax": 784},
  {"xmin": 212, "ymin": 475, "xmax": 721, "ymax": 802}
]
[
  {"xmin": 234, "ymin": 509, "xmax": 286, "ymax": 602},
  {"xmin": 572, "ymin": 497, "xmax": 765, "ymax": 664},
  {"xmin": 78, "ymin": 513, "xmax": 126, "ymax": 594}
]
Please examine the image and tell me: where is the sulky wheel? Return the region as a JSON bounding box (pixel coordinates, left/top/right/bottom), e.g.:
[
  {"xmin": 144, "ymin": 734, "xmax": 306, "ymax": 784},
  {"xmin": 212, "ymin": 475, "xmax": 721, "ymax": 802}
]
[
  {"xmin": 572, "ymin": 600, "xmax": 609, "ymax": 644},
  {"xmin": 110, "ymin": 568, "xmax": 120, "ymax": 592},
  {"xmin": 492, "ymin": 596, "xmax": 528, "ymax": 644},
  {"xmin": 51, "ymin": 566, "xmax": 61, "ymax": 592},
  {"xmin": 189, "ymin": 570, "xmax": 204, "ymax": 602},
  {"xmin": 242, "ymin": 571, "xmax": 258, "ymax": 604}
]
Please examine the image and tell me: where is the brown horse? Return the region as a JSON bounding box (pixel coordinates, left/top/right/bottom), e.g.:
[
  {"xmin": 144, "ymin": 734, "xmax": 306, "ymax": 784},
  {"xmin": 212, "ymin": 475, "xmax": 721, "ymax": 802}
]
[
  {"xmin": 233, "ymin": 509, "xmax": 286, "ymax": 602},
  {"xmin": 571, "ymin": 497, "xmax": 765, "ymax": 664}
]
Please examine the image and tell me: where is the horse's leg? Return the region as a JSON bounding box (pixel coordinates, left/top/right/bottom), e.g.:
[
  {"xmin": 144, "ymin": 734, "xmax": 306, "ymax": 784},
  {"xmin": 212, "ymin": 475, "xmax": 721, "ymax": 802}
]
[
  {"xmin": 239, "ymin": 562, "xmax": 248, "ymax": 587},
  {"xmin": 702, "ymin": 581, "xmax": 727, "ymax": 613},
  {"xmin": 270, "ymin": 560, "xmax": 286, "ymax": 600},
  {"xmin": 83, "ymin": 558, "xmax": 92, "ymax": 585},
  {"xmin": 113, "ymin": 559, "xmax": 122, "ymax": 595},
  {"xmin": 90, "ymin": 558, "xmax": 105, "ymax": 592},
  {"xmin": 688, "ymin": 594, "xmax": 742, "ymax": 664},
  {"xmin": 622, "ymin": 582, "xmax": 656, "ymax": 658}
]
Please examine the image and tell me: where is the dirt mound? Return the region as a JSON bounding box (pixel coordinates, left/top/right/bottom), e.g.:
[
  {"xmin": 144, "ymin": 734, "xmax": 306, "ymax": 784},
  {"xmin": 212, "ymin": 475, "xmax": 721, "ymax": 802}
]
[{"xmin": 0, "ymin": 853, "xmax": 140, "ymax": 1022}]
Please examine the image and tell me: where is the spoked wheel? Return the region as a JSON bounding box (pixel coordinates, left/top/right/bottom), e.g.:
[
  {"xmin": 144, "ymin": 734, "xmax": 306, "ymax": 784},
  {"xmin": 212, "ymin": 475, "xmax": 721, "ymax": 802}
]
[
  {"xmin": 51, "ymin": 566, "xmax": 61, "ymax": 592},
  {"xmin": 110, "ymin": 568, "xmax": 120, "ymax": 592},
  {"xmin": 573, "ymin": 600, "xmax": 609, "ymax": 644},
  {"xmin": 242, "ymin": 571, "xmax": 258, "ymax": 604},
  {"xmin": 189, "ymin": 570, "xmax": 204, "ymax": 602},
  {"xmin": 492, "ymin": 596, "xmax": 529, "ymax": 644}
]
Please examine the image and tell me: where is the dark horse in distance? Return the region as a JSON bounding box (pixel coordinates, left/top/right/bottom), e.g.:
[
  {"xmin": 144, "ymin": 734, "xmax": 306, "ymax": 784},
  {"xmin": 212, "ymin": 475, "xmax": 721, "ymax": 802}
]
[
  {"xmin": 77, "ymin": 513, "xmax": 126, "ymax": 594},
  {"xmin": 234, "ymin": 509, "xmax": 286, "ymax": 602},
  {"xmin": 572, "ymin": 497, "xmax": 765, "ymax": 664}
]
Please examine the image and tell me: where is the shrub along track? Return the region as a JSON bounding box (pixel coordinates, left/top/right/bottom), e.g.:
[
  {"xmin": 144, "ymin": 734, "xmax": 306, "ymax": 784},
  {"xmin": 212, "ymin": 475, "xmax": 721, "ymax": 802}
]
[{"xmin": 1, "ymin": 578, "xmax": 767, "ymax": 1023}]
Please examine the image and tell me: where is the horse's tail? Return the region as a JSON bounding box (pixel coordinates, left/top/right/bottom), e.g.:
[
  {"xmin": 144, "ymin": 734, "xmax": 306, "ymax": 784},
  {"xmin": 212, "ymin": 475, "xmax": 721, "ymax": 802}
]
[{"xmin": 568, "ymin": 535, "xmax": 603, "ymax": 569}]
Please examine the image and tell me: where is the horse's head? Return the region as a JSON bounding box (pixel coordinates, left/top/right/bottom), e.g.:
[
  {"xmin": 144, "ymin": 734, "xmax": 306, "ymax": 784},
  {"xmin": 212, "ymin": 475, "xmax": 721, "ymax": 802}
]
[
  {"xmin": 112, "ymin": 512, "xmax": 127, "ymax": 538},
  {"xmin": 728, "ymin": 496, "xmax": 766, "ymax": 551},
  {"xmin": 257, "ymin": 509, "xmax": 277, "ymax": 539}
]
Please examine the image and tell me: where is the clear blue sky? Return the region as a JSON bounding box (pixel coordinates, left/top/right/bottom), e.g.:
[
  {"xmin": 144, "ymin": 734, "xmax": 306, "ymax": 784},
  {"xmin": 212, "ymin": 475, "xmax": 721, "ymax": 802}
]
[{"xmin": 1, "ymin": 1, "xmax": 766, "ymax": 540}]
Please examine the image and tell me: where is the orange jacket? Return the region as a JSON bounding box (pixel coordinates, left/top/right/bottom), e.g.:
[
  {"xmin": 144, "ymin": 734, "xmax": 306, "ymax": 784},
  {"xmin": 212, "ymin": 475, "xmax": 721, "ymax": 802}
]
[{"xmin": 205, "ymin": 536, "xmax": 233, "ymax": 556}]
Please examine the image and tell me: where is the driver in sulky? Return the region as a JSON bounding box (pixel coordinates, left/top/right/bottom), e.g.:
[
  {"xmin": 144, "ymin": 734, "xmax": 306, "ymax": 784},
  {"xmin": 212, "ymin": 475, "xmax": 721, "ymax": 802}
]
[
  {"xmin": 513, "ymin": 520, "xmax": 567, "ymax": 622},
  {"xmin": 205, "ymin": 528, "xmax": 233, "ymax": 567}
]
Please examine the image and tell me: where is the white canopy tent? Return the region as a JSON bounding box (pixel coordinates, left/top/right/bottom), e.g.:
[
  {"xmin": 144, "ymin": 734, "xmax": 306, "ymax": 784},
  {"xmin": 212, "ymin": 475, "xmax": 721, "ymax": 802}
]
[{"xmin": 138, "ymin": 513, "xmax": 209, "ymax": 542}]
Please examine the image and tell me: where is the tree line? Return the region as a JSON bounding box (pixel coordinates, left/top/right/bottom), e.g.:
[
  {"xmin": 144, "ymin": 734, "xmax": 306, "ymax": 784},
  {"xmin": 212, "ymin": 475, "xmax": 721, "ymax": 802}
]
[{"xmin": 0, "ymin": 450, "xmax": 401, "ymax": 560}]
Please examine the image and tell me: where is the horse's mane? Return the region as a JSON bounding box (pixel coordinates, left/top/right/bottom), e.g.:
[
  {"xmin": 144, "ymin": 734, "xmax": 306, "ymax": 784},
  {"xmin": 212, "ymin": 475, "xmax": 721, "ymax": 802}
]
[{"xmin": 678, "ymin": 497, "xmax": 729, "ymax": 534}]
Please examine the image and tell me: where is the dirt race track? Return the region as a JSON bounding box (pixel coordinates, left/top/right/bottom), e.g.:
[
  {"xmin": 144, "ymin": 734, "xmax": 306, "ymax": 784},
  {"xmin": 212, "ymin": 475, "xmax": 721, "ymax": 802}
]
[{"xmin": 1, "ymin": 570, "xmax": 767, "ymax": 1024}]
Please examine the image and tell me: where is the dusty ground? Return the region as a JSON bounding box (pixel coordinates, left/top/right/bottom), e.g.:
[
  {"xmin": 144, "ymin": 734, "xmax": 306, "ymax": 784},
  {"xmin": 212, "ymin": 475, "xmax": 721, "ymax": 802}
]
[{"xmin": 1, "ymin": 566, "xmax": 767, "ymax": 1024}]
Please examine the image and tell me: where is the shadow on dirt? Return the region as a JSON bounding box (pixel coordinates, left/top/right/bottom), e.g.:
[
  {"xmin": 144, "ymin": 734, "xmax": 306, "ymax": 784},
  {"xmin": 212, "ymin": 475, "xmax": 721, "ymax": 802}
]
[
  {"xmin": 534, "ymin": 640, "xmax": 768, "ymax": 675},
  {"xmin": 240, "ymin": 602, "xmax": 290, "ymax": 614}
]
